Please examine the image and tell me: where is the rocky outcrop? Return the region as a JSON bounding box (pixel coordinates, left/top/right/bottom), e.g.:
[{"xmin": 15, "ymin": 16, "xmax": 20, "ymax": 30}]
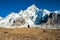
[{"xmin": 48, "ymin": 13, "xmax": 60, "ymax": 25}]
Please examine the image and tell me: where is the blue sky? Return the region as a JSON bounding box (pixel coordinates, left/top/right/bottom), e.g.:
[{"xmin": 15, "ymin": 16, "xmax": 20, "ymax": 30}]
[{"xmin": 0, "ymin": 0, "xmax": 60, "ymax": 17}]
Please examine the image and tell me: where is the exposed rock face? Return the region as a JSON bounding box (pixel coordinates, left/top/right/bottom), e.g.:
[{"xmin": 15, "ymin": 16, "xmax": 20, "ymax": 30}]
[
  {"xmin": 46, "ymin": 13, "xmax": 57, "ymax": 25},
  {"xmin": 57, "ymin": 14, "xmax": 60, "ymax": 24},
  {"xmin": 13, "ymin": 18, "xmax": 26, "ymax": 26},
  {"xmin": 46, "ymin": 12, "xmax": 60, "ymax": 26},
  {"xmin": 44, "ymin": 13, "xmax": 60, "ymax": 29}
]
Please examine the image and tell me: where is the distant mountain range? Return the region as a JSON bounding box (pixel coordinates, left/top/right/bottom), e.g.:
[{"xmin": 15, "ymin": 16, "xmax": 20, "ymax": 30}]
[{"xmin": 0, "ymin": 4, "xmax": 60, "ymax": 29}]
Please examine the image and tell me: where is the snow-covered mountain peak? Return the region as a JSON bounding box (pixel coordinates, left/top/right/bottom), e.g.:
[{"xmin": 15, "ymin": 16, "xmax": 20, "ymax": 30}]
[
  {"xmin": 44, "ymin": 9, "xmax": 50, "ymax": 15},
  {"xmin": 54, "ymin": 10, "xmax": 60, "ymax": 14},
  {"xmin": 5, "ymin": 12, "xmax": 18, "ymax": 19},
  {"xmin": 0, "ymin": 16, "xmax": 3, "ymax": 20},
  {"xmin": 42, "ymin": 9, "xmax": 50, "ymax": 17},
  {"xmin": 0, "ymin": 4, "xmax": 60, "ymax": 29},
  {"xmin": 26, "ymin": 4, "xmax": 39, "ymax": 12},
  {"xmin": 7, "ymin": 12, "xmax": 18, "ymax": 17},
  {"xmin": 54, "ymin": 11, "xmax": 58, "ymax": 13}
]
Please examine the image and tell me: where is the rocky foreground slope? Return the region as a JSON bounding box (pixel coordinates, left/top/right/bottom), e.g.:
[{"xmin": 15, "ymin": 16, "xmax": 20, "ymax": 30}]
[{"xmin": 0, "ymin": 28, "xmax": 60, "ymax": 40}]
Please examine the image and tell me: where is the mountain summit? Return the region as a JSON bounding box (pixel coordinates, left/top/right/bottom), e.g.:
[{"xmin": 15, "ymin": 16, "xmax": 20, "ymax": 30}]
[{"xmin": 0, "ymin": 4, "xmax": 60, "ymax": 29}]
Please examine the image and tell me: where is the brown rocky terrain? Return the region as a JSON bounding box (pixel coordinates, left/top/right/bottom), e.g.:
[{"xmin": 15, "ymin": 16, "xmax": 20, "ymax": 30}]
[{"xmin": 0, "ymin": 28, "xmax": 60, "ymax": 40}]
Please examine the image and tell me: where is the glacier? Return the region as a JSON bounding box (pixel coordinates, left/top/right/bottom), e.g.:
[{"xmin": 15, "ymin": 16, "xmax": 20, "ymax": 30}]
[{"xmin": 0, "ymin": 4, "xmax": 60, "ymax": 29}]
